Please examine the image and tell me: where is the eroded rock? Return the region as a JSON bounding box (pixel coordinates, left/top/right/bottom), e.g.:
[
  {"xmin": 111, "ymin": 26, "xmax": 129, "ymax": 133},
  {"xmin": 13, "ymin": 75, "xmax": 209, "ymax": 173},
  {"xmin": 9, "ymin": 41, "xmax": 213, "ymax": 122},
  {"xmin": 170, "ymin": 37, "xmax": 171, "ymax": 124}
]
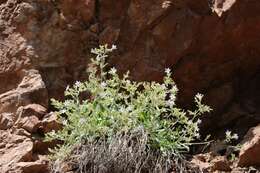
[
  {"xmin": 14, "ymin": 104, "xmax": 48, "ymax": 133},
  {"xmin": 0, "ymin": 112, "xmax": 14, "ymax": 130},
  {"xmin": 16, "ymin": 161, "xmax": 49, "ymax": 173},
  {"xmin": 40, "ymin": 112, "xmax": 62, "ymax": 133},
  {"xmin": 17, "ymin": 104, "xmax": 47, "ymax": 119},
  {"xmin": 0, "ymin": 131, "xmax": 33, "ymax": 172},
  {"xmin": 0, "ymin": 70, "xmax": 48, "ymax": 114},
  {"xmin": 238, "ymin": 124, "xmax": 260, "ymax": 167},
  {"xmin": 211, "ymin": 156, "xmax": 231, "ymax": 172}
]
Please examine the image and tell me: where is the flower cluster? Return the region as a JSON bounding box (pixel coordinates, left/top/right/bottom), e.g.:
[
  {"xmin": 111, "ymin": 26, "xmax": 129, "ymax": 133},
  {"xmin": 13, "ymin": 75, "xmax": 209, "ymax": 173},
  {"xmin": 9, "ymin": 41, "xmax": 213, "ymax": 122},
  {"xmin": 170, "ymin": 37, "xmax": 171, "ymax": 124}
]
[{"xmin": 225, "ymin": 130, "xmax": 239, "ymax": 143}]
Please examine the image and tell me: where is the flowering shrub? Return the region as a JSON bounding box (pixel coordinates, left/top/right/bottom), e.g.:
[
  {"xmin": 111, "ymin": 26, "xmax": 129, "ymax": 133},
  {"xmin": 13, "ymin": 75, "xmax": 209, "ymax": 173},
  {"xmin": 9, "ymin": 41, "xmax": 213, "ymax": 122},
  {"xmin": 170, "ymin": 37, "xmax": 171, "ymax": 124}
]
[{"xmin": 46, "ymin": 45, "xmax": 211, "ymax": 172}]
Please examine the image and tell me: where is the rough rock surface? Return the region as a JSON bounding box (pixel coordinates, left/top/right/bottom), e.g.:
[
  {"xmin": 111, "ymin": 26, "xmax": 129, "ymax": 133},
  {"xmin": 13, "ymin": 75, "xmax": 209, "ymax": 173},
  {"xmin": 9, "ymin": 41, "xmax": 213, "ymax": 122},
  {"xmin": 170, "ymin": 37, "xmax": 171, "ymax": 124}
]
[
  {"xmin": 0, "ymin": 130, "xmax": 49, "ymax": 173},
  {"xmin": 0, "ymin": 0, "xmax": 260, "ymax": 172},
  {"xmin": 191, "ymin": 153, "xmax": 232, "ymax": 172},
  {"xmin": 238, "ymin": 124, "xmax": 260, "ymax": 167},
  {"xmin": 0, "ymin": 131, "xmax": 33, "ymax": 172},
  {"xmin": 0, "ymin": 106, "xmax": 59, "ymax": 172}
]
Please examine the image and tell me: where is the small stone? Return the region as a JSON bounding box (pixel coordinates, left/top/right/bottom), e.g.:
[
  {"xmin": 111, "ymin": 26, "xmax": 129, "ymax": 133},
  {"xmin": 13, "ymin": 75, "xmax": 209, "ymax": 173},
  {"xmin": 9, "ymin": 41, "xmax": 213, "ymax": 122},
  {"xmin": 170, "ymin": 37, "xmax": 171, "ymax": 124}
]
[
  {"xmin": 40, "ymin": 112, "xmax": 62, "ymax": 133},
  {"xmin": 191, "ymin": 153, "xmax": 214, "ymax": 172},
  {"xmin": 211, "ymin": 156, "xmax": 231, "ymax": 172},
  {"xmin": 19, "ymin": 115, "xmax": 40, "ymax": 133},
  {"xmin": 0, "ymin": 113, "xmax": 14, "ymax": 130}
]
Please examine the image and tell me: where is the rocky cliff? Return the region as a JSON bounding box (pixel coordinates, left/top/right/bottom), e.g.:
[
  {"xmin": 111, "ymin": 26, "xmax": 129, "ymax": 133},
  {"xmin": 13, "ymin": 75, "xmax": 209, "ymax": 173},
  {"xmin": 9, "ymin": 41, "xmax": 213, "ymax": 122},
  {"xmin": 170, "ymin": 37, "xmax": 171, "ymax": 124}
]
[{"xmin": 0, "ymin": 0, "xmax": 260, "ymax": 172}]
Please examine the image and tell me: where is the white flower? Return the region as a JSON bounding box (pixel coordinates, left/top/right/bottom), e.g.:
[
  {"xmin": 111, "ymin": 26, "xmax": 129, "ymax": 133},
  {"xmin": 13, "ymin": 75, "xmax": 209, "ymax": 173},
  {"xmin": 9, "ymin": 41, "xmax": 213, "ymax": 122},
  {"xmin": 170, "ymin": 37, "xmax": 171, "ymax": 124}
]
[
  {"xmin": 64, "ymin": 100, "xmax": 70, "ymax": 107},
  {"xmin": 225, "ymin": 130, "xmax": 231, "ymax": 137},
  {"xmin": 90, "ymin": 48, "xmax": 96, "ymax": 54},
  {"xmin": 194, "ymin": 125, "xmax": 199, "ymax": 132},
  {"xmin": 181, "ymin": 129, "xmax": 186, "ymax": 134},
  {"xmin": 60, "ymin": 109, "xmax": 66, "ymax": 114},
  {"xmin": 166, "ymin": 99, "xmax": 175, "ymax": 107},
  {"xmin": 126, "ymin": 80, "xmax": 131, "ymax": 85},
  {"xmin": 91, "ymin": 48, "xmax": 99, "ymax": 55},
  {"xmin": 165, "ymin": 68, "xmax": 171, "ymax": 74},
  {"xmin": 187, "ymin": 120, "xmax": 193, "ymax": 125},
  {"xmin": 79, "ymin": 118, "xmax": 86, "ymax": 124},
  {"xmin": 195, "ymin": 93, "xmax": 204, "ymax": 101},
  {"xmin": 197, "ymin": 119, "xmax": 202, "ymax": 124},
  {"xmin": 119, "ymin": 107, "xmax": 126, "ymax": 113},
  {"xmin": 75, "ymin": 81, "xmax": 81, "ymax": 87},
  {"xmin": 62, "ymin": 119, "xmax": 68, "ymax": 125},
  {"xmin": 109, "ymin": 67, "xmax": 117, "ymax": 74},
  {"xmin": 171, "ymin": 85, "xmax": 178, "ymax": 92},
  {"xmin": 100, "ymin": 82, "xmax": 107, "ymax": 88},
  {"xmin": 96, "ymin": 56, "xmax": 102, "ymax": 62},
  {"xmin": 126, "ymin": 106, "xmax": 133, "ymax": 112},
  {"xmin": 225, "ymin": 130, "xmax": 238, "ymax": 143},
  {"xmin": 162, "ymin": 1, "xmax": 171, "ymax": 9},
  {"xmin": 169, "ymin": 94, "xmax": 176, "ymax": 101},
  {"xmin": 233, "ymin": 133, "xmax": 239, "ymax": 140},
  {"xmin": 195, "ymin": 133, "xmax": 201, "ymax": 139},
  {"xmin": 161, "ymin": 84, "xmax": 166, "ymax": 90},
  {"xmin": 111, "ymin": 44, "xmax": 117, "ymax": 50},
  {"xmin": 99, "ymin": 92, "xmax": 107, "ymax": 98}
]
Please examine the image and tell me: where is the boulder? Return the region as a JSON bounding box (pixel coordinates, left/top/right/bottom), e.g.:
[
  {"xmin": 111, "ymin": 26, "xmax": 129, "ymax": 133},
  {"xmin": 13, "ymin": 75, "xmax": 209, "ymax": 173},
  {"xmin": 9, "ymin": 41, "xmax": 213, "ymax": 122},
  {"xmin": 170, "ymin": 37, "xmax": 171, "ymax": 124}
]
[
  {"xmin": 0, "ymin": 70, "xmax": 48, "ymax": 114},
  {"xmin": 17, "ymin": 104, "xmax": 47, "ymax": 119},
  {"xmin": 33, "ymin": 112, "xmax": 62, "ymax": 154},
  {"xmin": 238, "ymin": 124, "xmax": 260, "ymax": 167},
  {"xmin": 14, "ymin": 104, "xmax": 48, "ymax": 133},
  {"xmin": 17, "ymin": 115, "xmax": 40, "ymax": 133}
]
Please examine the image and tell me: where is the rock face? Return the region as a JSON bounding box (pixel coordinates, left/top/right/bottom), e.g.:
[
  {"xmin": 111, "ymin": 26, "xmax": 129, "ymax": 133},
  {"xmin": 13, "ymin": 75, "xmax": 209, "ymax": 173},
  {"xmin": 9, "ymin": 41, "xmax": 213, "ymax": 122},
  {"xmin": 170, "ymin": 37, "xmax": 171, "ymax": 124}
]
[
  {"xmin": 0, "ymin": 104, "xmax": 61, "ymax": 172},
  {"xmin": 0, "ymin": 0, "xmax": 260, "ymax": 172},
  {"xmin": 0, "ymin": 130, "xmax": 49, "ymax": 173}
]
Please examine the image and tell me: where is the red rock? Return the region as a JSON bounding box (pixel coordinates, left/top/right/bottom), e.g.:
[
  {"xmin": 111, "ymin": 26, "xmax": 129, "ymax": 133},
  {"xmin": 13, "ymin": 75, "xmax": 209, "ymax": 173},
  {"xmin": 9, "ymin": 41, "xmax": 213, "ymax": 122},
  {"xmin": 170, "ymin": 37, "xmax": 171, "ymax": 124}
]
[
  {"xmin": 19, "ymin": 115, "xmax": 40, "ymax": 133},
  {"xmin": 33, "ymin": 139, "xmax": 58, "ymax": 155},
  {"xmin": 17, "ymin": 104, "xmax": 47, "ymax": 119},
  {"xmin": 238, "ymin": 124, "xmax": 260, "ymax": 167},
  {"xmin": 0, "ymin": 70, "xmax": 48, "ymax": 114},
  {"xmin": 0, "ymin": 113, "xmax": 14, "ymax": 130},
  {"xmin": 16, "ymin": 161, "xmax": 49, "ymax": 173},
  {"xmin": 40, "ymin": 112, "xmax": 62, "ymax": 133},
  {"xmin": 59, "ymin": 0, "xmax": 95, "ymax": 24},
  {"xmin": 14, "ymin": 104, "xmax": 47, "ymax": 133},
  {"xmin": 211, "ymin": 156, "xmax": 231, "ymax": 172},
  {"xmin": 191, "ymin": 153, "xmax": 212, "ymax": 172},
  {"xmin": 0, "ymin": 131, "xmax": 34, "ymax": 173}
]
